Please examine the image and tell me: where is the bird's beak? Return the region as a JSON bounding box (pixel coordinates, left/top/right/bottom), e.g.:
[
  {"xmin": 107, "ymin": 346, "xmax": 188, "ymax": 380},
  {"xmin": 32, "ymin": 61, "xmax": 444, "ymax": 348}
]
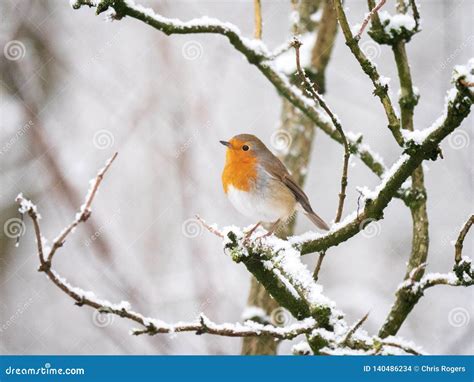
[{"xmin": 220, "ymin": 140, "xmax": 231, "ymax": 148}]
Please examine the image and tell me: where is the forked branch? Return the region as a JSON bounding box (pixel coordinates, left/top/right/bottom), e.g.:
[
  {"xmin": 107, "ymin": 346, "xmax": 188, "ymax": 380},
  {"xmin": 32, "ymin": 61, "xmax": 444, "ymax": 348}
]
[{"xmin": 16, "ymin": 155, "xmax": 321, "ymax": 342}]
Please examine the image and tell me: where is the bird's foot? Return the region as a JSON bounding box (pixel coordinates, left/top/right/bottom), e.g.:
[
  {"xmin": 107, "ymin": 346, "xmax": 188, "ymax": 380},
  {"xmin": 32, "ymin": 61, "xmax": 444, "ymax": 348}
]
[{"xmin": 243, "ymin": 222, "xmax": 262, "ymax": 245}]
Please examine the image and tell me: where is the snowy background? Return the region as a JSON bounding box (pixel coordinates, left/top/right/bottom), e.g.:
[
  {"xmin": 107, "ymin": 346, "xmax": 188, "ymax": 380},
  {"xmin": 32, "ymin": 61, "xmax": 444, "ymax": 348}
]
[{"xmin": 0, "ymin": 0, "xmax": 472, "ymax": 355}]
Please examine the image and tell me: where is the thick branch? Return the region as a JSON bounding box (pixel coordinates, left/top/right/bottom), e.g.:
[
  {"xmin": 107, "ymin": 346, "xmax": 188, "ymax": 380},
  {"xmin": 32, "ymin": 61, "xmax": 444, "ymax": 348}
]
[
  {"xmin": 377, "ymin": 2, "xmax": 427, "ymax": 339},
  {"xmin": 293, "ymin": 84, "xmax": 472, "ymax": 255},
  {"xmin": 17, "ymin": 158, "xmax": 420, "ymax": 355}
]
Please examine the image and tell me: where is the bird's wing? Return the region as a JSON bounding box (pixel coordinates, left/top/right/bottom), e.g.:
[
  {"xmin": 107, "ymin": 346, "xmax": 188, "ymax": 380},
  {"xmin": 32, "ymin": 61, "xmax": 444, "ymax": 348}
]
[
  {"xmin": 261, "ymin": 153, "xmax": 313, "ymax": 214},
  {"xmin": 262, "ymin": 152, "xmax": 330, "ymax": 230}
]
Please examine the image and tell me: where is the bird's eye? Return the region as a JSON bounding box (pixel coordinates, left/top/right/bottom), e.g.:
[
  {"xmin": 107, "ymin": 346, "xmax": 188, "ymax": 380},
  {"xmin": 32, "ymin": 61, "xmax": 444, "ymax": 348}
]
[{"xmin": 242, "ymin": 145, "xmax": 250, "ymax": 151}]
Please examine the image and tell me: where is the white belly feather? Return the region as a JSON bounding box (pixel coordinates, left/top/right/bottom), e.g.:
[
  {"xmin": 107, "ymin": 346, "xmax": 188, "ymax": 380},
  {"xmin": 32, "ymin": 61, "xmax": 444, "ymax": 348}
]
[{"xmin": 227, "ymin": 184, "xmax": 295, "ymax": 223}]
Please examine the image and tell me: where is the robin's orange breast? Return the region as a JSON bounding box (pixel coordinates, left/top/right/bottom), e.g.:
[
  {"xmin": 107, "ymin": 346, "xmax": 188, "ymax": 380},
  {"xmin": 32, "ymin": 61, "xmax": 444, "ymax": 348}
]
[{"xmin": 222, "ymin": 150, "xmax": 258, "ymax": 193}]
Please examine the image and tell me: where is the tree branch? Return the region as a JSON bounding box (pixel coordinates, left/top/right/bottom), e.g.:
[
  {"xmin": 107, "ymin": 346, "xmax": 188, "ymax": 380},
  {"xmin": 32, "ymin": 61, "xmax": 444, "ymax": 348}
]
[
  {"xmin": 333, "ymin": 0, "xmax": 403, "ymax": 145},
  {"xmin": 455, "ymin": 214, "xmax": 474, "ymax": 264},
  {"xmin": 16, "ymin": 156, "xmax": 325, "ymax": 343},
  {"xmin": 292, "ymin": 81, "xmax": 472, "ymax": 255},
  {"xmin": 47, "ymin": 152, "xmax": 118, "ymax": 265},
  {"xmin": 69, "ymin": 0, "xmax": 394, "ymax": 193},
  {"xmin": 356, "ymin": 0, "xmax": 386, "ymax": 40},
  {"xmin": 292, "ymin": 38, "xmax": 350, "ymax": 224},
  {"xmin": 379, "ymin": 221, "xmax": 474, "ymax": 338},
  {"xmin": 17, "ymin": 152, "xmax": 425, "ymax": 355}
]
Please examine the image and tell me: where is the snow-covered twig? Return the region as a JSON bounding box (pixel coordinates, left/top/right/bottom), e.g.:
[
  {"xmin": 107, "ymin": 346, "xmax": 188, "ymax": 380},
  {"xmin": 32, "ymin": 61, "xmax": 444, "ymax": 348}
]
[
  {"xmin": 379, "ymin": 217, "xmax": 474, "ymax": 338},
  {"xmin": 378, "ymin": 339, "xmax": 422, "ymax": 356},
  {"xmin": 15, "ymin": 157, "xmax": 325, "ymax": 343},
  {"xmin": 132, "ymin": 314, "xmax": 319, "ymax": 339},
  {"xmin": 196, "ymin": 215, "xmax": 224, "ymax": 238},
  {"xmin": 341, "ymin": 311, "xmax": 370, "ymax": 346},
  {"xmin": 17, "ymin": 155, "xmax": 428, "ymax": 354},
  {"xmin": 47, "ymin": 152, "xmax": 118, "ymax": 264}
]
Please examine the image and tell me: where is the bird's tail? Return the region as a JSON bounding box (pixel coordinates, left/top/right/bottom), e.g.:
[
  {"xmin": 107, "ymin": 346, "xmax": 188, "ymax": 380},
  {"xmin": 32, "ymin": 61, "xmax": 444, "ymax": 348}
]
[{"xmin": 305, "ymin": 211, "xmax": 330, "ymax": 231}]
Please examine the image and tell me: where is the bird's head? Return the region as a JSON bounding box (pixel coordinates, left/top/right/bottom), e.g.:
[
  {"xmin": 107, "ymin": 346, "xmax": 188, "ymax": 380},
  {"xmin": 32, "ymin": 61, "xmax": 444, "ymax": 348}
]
[{"xmin": 220, "ymin": 134, "xmax": 267, "ymax": 163}]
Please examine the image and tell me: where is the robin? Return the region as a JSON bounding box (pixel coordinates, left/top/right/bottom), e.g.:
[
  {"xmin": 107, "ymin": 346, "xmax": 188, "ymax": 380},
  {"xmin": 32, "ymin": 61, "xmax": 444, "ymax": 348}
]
[{"xmin": 220, "ymin": 134, "xmax": 329, "ymax": 239}]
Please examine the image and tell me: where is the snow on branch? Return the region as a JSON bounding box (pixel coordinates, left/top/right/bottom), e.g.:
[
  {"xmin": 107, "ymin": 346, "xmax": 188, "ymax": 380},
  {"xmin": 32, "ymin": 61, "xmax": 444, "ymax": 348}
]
[
  {"xmin": 379, "ymin": 215, "xmax": 474, "ymax": 338},
  {"xmin": 210, "ymin": 67, "xmax": 472, "ymax": 299},
  {"xmin": 200, "ymin": 222, "xmax": 423, "ymax": 355},
  {"xmin": 398, "ymin": 214, "xmax": 474, "ymax": 297},
  {"xmin": 69, "ymin": 0, "xmax": 394, "ymax": 192},
  {"xmin": 333, "ymin": 0, "xmax": 403, "ymax": 145},
  {"xmin": 15, "ymin": 154, "xmax": 423, "ymax": 355},
  {"xmin": 14, "ymin": 155, "xmax": 328, "ymax": 344},
  {"xmin": 292, "ymin": 79, "xmax": 472, "ymax": 255}
]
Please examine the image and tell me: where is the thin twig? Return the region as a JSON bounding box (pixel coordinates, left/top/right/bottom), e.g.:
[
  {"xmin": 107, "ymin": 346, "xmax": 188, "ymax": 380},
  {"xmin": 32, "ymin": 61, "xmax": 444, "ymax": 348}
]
[
  {"xmin": 196, "ymin": 215, "xmax": 224, "ymax": 238},
  {"xmin": 380, "ymin": 341, "xmax": 421, "ymax": 356},
  {"xmin": 409, "ymin": 0, "xmax": 421, "ymax": 31},
  {"xmin": 460, "ymin": 79, "xmax": 474, "ymax": 88},
  {"xmin": 47, "ymin": 152, "xmax": 118, "ymax": 264},
  {"xmin": 342, "ymin": 311, "xmax": 370, "ymax": 346},
  {"xmin": 292, "ymin": 38, "xmax": 350, "ymax": 223},
  {"xmin": 356, "ymin": 0, "xmax": 386, "ymax": 39},
  {"xmin": 253, "ymin": 0, "xmax": 262, "ymax": 39},
  {"xmin": 455, "ymin": 215, "xmax": 474, "ymax": 263},
  {"xmin": 312, "ymin": 251, "xmax": 326, "ymax": 281},
  {"xmin": 16, "ymin": 161, "xmax": 320, "ymax": 341}
]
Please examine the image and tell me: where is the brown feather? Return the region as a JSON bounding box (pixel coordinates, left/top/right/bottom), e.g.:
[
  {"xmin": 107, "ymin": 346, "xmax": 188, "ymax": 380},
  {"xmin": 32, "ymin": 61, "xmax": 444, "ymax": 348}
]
[{"xmin": 259, "ymin": 144, "xmax": 330, "ymax": 231}]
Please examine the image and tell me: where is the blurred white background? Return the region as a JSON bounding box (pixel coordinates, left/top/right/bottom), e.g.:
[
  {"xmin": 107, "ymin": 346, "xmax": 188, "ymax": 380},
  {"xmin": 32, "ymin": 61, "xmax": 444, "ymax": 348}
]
[{"xmin": 0, "ymin": 0, "xmax": 472, "ymax": 354}]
